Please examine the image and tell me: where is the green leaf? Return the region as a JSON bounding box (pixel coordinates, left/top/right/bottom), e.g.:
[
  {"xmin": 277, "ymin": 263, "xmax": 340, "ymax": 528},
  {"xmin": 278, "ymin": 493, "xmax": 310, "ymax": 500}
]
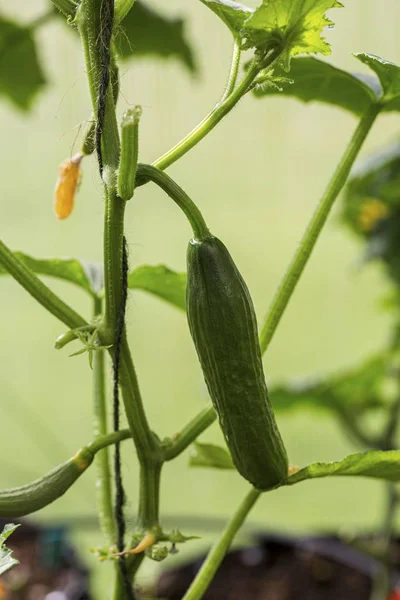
[
  {"xmin": 253, "ymin": 56, "xmax": 379, "ymax": 116},
  {"xmin": 0, "ymin": 15, "xmax": 46, "ymax": 111},
  {"xmin": 271, "ymin": 352, "xmax": 390, "ymax": 415},
  {"xmin": 355, "ymin": 53, "xmax": 400, "ymax": 109},
  {"xmin": 0, "ymin": 523, "xmax": 20, "ymax": 576},
  {"xmin": 189, "ymin": 442, "xmax": 235, "ymax": 470},
  {"xmin": 242, "ymin": 0, "xmax": 343, "ymax": 70},
  {"xmin": 114, "ymin": 1, "xmax": 196, "ymax": 72},
  {"xmin": 287, "ymin": 450, "xmax": 400, "ymax": 486},
  {"xmin": 199, "ymin": 0, "xmax": 253, "ymax": 37},
  {"xmin": 0, "ymin": 252, "xmax": 103, "ymax": 296},
  {"xmin": 128, "ymin": 265, "xmax": 186, "ymax": 311}
]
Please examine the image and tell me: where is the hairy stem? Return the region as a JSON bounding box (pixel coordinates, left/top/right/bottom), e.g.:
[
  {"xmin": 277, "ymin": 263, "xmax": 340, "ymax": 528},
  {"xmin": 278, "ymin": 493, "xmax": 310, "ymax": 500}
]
[
  {"xmin": 136, "ymin": 164, "xmax": 210, "ymax": 239},
  {"xmin": 138, "ymin": 463, "xmax": 162, "ymax": 530},
  {"xmin": 88, "ymin": 429, "xmax": 132, "ymax": 454},
  {"xmin": 164, "ymin": 405, "xmax": 217, "ymax": 461},
  {"xmin": 152, "ymin": 61, "xmax": 263, "ymax": 171},
  {"xmin": 93, "ymin": 296, "xmax": 116, "ymax": 544},
  {"xmin": 77, "ymin": 0, "xmax": 159, "ymax": 466},
  {"xmin": 0, "ymin": 239, "xmax": 86, "ymax": 329},
  {"xmin": 259, "ymin": 103, "xmax": 380, "ymax": 354},
  {"xmin": 220, "ymin": 40, "xmax": 241, "ymax": 103},
  {"xmin": 118, "ymin": 337, "xmax": 161, "ymax": 464},
  {"xmin": 182, "ymin": 488, "xmax": 261, "ymax": 600},
  {"xmin": 77, "ymin": 4, "xmax": 162, "ymax": 592}
]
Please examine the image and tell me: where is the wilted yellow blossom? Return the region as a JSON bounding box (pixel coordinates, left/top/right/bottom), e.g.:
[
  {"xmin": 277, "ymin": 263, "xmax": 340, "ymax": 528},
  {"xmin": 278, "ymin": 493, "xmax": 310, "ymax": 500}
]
[{"xmin": 54, "ymin": 152, "xmax": 83, "ymax": 220}]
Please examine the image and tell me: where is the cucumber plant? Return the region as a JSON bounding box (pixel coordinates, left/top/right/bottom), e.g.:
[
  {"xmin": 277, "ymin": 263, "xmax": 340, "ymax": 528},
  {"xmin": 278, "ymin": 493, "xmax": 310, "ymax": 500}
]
[{"xmin": 2, "ymin": 1, "xmax": 400, "ymax": 599}]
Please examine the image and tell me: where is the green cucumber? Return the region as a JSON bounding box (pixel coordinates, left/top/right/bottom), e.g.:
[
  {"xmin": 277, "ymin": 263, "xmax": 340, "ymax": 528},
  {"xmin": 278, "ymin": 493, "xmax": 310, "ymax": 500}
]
[
  {"xmin": 0, "ymin": 430, "xmax": 132, "ymax": 517},
  {"xmin": 0, "ymin": 449, "xmax": 94, "ymax": 518},
  {"xmin": 186, "ymin": 236, "xmax": 288, "ymax": 490}
]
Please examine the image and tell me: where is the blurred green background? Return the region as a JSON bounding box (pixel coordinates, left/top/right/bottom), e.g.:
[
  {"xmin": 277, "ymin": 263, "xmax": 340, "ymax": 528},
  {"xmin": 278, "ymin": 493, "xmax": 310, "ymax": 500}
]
[{"xmin": 2, "ymin": 0, "xmax": 400, "ymax": 595}]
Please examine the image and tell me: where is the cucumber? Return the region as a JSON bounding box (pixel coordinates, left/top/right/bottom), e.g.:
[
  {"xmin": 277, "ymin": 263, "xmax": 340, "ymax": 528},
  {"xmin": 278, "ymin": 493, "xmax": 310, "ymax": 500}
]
[
  {"xmin": 186, "ymin": 236, "xmax": 288, "ymax": 490},
  {"xmin": 0, "ymin": 448, "xmax": 94, "ymax": 517}
]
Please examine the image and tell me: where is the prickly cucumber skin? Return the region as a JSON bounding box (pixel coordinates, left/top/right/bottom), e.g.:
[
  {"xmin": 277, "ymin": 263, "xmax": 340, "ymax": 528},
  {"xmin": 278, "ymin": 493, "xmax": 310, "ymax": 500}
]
[
  {"xmin": 186, "ymin": 236, "xmax": 288, "ymax": 490},
  {"xmin": 0, "ymin": 450, "xmax": 93, "ymax": 517}
]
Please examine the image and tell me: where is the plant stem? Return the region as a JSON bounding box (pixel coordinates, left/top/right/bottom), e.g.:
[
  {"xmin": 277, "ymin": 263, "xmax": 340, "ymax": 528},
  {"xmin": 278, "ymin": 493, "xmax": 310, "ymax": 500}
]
[
  {"xmin": 138, "ymin": 463, "xmax": 162, "ymax": 530},
  {"xmin": 152, "ymin": 62, "xmax": 262, "ymax": 171},
  {"xmin": 103, "ymin": 191, "xmax": 125, "ymax": 334},
  {"xmin": 88, "ymin": 429, "xmax": 132, "ymax": 454},
  {"xmin": 259, "ymin": 103, "xmax": 381, "ymax": 354},
  {"xmin": 136, "ymin": 164, "xmax": 210, "ymax": 239},
  {"xmin": 182, "ymin": 488, "xmax": 261, "ymax": 600},
  {"xmin": 77, "ymin": 5, "xmax": 163, "ymax": 592},
  {"xmin": 164, "ymin": 405, "xmax": 217, "ymax": 461},
  {"xmin": 77, "ymin": 0, "xmax": 159, "ymax": 462},
  {"xmin": 118, "ymin": 337, "xmax": 161, "ymax": 465},
  {"xmin": 93, "ymin": 296, "xmax": 116, "ymax": 544},
  {"xmin": 0, "ymin": 239, "xmax": 87, "ymax": 329},
  {"xmin": 220, "ymin": 40, "xmax": 241, "ymax": 103}
]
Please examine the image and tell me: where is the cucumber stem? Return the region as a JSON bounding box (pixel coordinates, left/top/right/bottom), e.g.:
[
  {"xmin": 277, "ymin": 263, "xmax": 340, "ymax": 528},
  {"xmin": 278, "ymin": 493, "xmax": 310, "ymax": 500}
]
[
  {"xmin": 220, "ymin": 40, "xmax": 241, "ymax": 103},
  {"xmin": 164, "ymin": 405, "xmax": 217, "ymax": 461},
  {"xmin": 152, "ymin": 62, "xmax": 261, "ymax": 171},
  {"xmin": 136, "ymin": 164, "xmax": 210, "ymax": 240}
]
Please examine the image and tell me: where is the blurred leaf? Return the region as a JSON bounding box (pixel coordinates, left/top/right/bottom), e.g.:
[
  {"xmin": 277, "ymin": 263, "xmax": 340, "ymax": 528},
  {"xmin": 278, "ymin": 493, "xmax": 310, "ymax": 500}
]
[
  {"xmin": 355, "ymin": 53, "xmax": 400, "ymax": 110},
  {"xmin": 199, "ymin": 0, "xmax": 253, "ymax": 38},
  {"xmin": 271, "ymin": 352, "xmax": 391, "ymax": 415},
  {"xmin": 253, "ymin": 57, "xmax": 379, "ymax": 116},
  {"xmin": 0, "ymin": 15, "xmax": 46, "ymax": 111},
  {"xmin": 343, "ymin": 141, "xmax": 400, "ymax": 236},
  {"xmin": 327, "ymin": 353, "xmax": 392, "ymax": 410},
  {"xmin": 189, "ymin": 442, "xmax": 235, "ymax": 470},
  {"xmin": 271, "ymin": 380, "xmax": 330, "ymax": 412},
  {"xmin": 128, "ymin": 265, "xmax": 186, "ymax": 311},
  {"xmin": 115, "ymin": 1, "xmax": 196, "ymax": 72},
  {"xmin": 0, "ymin": 523, "xmax": 20, "ymax": 576},
  {"xmin": 342, "ymin": 140, "xmax": 400, "ymax": 284},
  {"xmin": 286, "ymin": 450, "xmax": 400, "ymax": 486},
  {"xmin": 0, "ymin": 252, "xmax": 103, "ymax": 296},
  {"xmin": 242, "ymin": 0, "xmax": 342, "ymax": 71}
]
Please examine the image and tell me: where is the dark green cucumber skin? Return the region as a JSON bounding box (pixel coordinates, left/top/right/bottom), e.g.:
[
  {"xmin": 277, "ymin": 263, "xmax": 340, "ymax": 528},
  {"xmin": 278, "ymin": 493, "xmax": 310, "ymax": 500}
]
[
  {"xmin": 186, "ymin": 236, "xmax": 288, "ymax": 490},
  {"xmin": 0, "ymin": 452, "xmax": 93, "ymax": 517}
]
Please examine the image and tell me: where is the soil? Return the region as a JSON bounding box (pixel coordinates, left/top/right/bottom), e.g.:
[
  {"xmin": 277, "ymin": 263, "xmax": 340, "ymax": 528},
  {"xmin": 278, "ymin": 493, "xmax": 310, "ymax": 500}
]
[
  {"xmin": 155, "ymin": 532, "xmax": 400, "ymax": 600},
  {"xmin": 3, "ymin": 519, "xmax": 400, "ymax": 599},
  {"xmin": 0, "ymin": 519, "xmax": 91, "ymax": 600}
]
